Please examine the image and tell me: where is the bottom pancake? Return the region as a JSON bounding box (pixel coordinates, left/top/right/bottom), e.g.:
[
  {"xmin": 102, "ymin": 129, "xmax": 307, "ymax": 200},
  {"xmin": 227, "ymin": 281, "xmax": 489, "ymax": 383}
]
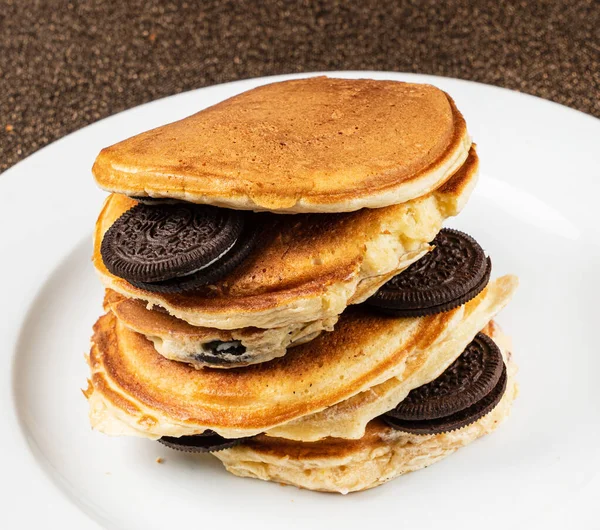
[{"xmin": 213, "ymin": 323, "xmax": 517, "ymax": 493}]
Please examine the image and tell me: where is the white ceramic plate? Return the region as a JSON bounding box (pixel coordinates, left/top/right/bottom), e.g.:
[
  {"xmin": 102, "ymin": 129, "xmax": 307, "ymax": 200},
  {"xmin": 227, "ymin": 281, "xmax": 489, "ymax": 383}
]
[{"xmin": 2, "ymin": 72, "xmax": 599, "ymax": 529}]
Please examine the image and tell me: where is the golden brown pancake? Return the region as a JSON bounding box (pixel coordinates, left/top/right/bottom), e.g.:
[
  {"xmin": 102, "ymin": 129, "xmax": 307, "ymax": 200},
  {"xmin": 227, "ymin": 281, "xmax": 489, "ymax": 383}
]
[
  {"xmin": 93, "ymin": 147, "xmax": 479, "ymax": 330},
  {"xmin": 104, "ymin": 289, "xmax": 336, "ymax": 368},
  {"xmin": 215, "ymin": 322, "xmax": 517, "ymax": 493},
  {"xmin": 92, "ymin": 77, "xmax": 471, "ymax": 213},
  {"xmin": 85, "ymin": 275, "xmax": 517, "ymax": 441},
  {"xmin": 266, "ymin": 279, "xmax": 517, "ymax": 441}
]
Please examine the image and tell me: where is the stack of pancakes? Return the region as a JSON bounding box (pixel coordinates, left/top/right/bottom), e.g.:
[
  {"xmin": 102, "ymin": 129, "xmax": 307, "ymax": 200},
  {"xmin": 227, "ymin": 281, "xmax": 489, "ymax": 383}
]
[{"xmin": 85, "ymin": 77, "xmax": 518, "ymax": 493}]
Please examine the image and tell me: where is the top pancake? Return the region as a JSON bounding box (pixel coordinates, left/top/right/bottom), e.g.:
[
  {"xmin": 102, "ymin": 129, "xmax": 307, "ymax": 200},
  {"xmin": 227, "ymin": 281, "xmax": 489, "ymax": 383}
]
[{"xmin": 92, "ymin": 77, "xmax": 471, "ymax": 213}]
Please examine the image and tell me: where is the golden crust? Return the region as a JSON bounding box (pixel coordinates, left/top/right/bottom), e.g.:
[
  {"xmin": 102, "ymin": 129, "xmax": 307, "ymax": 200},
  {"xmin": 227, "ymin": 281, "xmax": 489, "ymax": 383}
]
[
  {"xmin": 214, "ymin": 323, "xmax": 518, "ymax": 493},
  {"xmin": 85, "ymin": 275, "xmax": 517, "ymax": 440},
  {"xmin": 93, "ymin": 77, "xmax": 471, "ymax": 213},
  {"xmin": 93, "ymin": 148, "xmax": 479, "ymax": 330}
]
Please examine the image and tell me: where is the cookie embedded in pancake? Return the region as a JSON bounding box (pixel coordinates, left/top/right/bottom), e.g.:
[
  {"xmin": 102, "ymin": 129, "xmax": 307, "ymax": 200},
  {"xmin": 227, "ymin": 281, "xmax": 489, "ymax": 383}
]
[
  {"xmin": 382, "ymin": 332, "xmax": 507, "ymax": 434},
  {"xmin": 200, "ymin": 340, "xmax": 246, "ymax": 359},
  {"xmin": 366, "ymin": 228, "xmax": 491, "ymax": 316},
  {"xmin": 104, "ymin": 288, "xmax": 337, "ymax": 369},
  {"xmin": 159, "ymin": 431, "xmax": 250, "ymax": 453},
  {"xmin": 100, "ymin": 202, "xmax": 257, "ymax": 293}
]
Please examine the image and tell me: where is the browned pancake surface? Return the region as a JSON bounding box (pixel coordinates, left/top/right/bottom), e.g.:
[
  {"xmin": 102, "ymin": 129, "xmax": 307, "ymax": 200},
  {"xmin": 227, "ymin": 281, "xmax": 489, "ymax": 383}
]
[{"xmin": 93, "ymin": 77, "xmax": 469, "ymax": 212}]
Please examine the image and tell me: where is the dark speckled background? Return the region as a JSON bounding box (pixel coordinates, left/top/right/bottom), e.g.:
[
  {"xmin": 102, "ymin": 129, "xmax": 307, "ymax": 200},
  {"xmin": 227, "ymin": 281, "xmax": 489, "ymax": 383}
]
[{"xmin": 1, "ymin": 0, "xmax": 598, "ymax": 173}]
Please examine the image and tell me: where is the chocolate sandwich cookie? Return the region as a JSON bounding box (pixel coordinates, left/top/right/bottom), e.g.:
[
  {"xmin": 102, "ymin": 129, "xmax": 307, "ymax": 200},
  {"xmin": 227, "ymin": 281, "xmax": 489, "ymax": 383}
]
[
  {"xmin": 383, "ymin": 333, "xmax": 507, "ymax": 435},
  {"xmin": 101, "ymin": 203, "xmax": 257, "ymax": 294},
  {"xmin": 129, "ymin": 196, "xmax": 183, "ymax": 205},
  {"xmin": 366, "ymin": 228, "xmax": 491, "ymax": 317},
  {"xmin": 193, "ymin": 340, "xmax": 248, "ymax": 366},
  {"xmin": 159, "ymin": 430, "xmax": 249, "ymax": 453}
]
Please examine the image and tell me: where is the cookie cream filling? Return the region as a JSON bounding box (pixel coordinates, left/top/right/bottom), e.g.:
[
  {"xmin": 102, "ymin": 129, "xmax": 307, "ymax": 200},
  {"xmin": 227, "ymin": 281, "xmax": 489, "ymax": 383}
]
[{"xmin": 173, "ymin": 237, "xmax": 238, "ymax": 279}]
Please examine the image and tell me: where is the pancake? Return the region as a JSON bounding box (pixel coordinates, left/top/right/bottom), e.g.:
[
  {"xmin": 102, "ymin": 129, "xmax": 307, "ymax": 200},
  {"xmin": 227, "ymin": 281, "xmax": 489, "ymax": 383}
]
[
  {"xmin": 84, "ymin": 275, "xmax": 517, "ymax": 440},
  {"xmin": 104, "ymin": 289, "xmax": 337, "ymax": 367},
  {"xmin": 214, "ymin": 322, "xmax": 517, "ymax": 493},
  {"xmin": 93, "ymin": 147, "xmax": 479, "ymax": 330},
  {"xmin": 92, "ymin": 77, "xmax": 471, "ymax": 213},
  {"xmin": 250, "ymin": 277, "xmax": 517, "ymax": 441}
]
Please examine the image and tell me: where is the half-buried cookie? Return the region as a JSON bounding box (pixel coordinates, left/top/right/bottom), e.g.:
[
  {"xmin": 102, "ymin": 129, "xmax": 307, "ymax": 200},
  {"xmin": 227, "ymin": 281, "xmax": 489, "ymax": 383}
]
[
  {"xmin": 383, "ymin": 332, "xmax": 506, "ymax": 434},
  {"xmin": 100, "ymin": 202, "xmax": 257, "ymax": 294},
  {"xmin": 367, "ymin": 228, "xmax": 491, "ymax": 317},
  {"xmin": 159, "ymin": 430, "xmax": 249, "ymax": 453}
]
